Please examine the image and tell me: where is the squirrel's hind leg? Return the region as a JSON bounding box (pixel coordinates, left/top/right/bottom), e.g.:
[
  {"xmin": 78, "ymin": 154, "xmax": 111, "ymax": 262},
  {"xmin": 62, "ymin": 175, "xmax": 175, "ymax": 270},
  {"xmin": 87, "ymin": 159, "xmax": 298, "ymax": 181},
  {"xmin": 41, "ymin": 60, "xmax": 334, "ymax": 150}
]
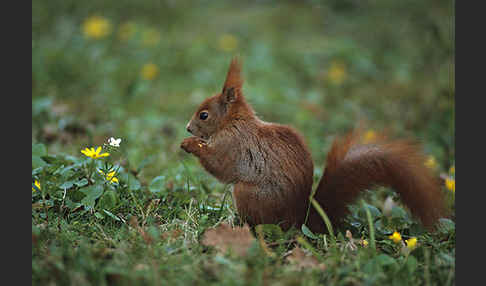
[{"xmin": 232, "ymin": 183, "xmax": 295, "ymax": 230}]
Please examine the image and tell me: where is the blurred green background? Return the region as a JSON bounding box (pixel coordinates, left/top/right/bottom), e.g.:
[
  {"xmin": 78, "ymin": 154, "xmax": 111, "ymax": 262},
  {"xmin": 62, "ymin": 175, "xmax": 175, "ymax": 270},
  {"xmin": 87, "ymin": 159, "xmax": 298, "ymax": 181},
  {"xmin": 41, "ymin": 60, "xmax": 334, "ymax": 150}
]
[
  {"xmin": 32, "ymin": 0, "xmax": 454, "ymax": 183},
  {"xmin": 32, "ymin": 1, "xmax": 455, "ymax": 284}
]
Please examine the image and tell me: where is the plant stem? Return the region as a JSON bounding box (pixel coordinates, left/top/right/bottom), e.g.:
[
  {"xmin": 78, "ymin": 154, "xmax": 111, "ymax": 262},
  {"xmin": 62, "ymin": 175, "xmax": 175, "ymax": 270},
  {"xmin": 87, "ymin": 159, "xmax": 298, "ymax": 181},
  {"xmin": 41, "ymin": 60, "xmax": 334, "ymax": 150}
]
[
  {"xmin": 361, "ymin": 199, "xmax": 376, "ymax": 251},
  {"xmin": 310, "ymin": 198, "xmax": 335, "ymax": 241}
]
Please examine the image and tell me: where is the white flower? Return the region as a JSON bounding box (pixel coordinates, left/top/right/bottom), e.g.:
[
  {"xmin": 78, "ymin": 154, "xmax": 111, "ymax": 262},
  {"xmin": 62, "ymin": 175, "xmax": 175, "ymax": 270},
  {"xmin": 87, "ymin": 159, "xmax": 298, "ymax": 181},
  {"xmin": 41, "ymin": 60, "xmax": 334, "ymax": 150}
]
[{"xmin": 108, "ymin": 137, "xmax": 122, "ymax": 147}]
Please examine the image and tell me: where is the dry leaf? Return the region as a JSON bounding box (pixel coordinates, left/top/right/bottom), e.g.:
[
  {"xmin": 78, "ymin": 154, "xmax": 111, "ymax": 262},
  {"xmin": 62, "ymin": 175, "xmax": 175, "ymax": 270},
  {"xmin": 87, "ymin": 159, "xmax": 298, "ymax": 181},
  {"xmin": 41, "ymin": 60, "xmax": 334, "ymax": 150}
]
[
  {"xmin": 51, "ymin": 102, "xmax": 69, "ymax": 116},
  {"xmin": 165, "ymin": 181, "xmax": 174, "ymax": 191},
  {"xmin": 129, "ymin": 216, "xmax": 153, "ymax": 244},
  {"xmin": 287, "ymin": 247, "xmax": 326, "ymax": 271},
  {"xmin": 134, "ymin": 264, "xmax": 149, "ymax": 271},
  {"xmin": 32, "ymin": 203, "xmax": 53, "ymax": 210},
  {"xmin": 201, "ymin": 223, "xmax": 255, "ymax": 256},
  {"xmin": 161, "ymin": 229, "xmax": 182, "ymax": 240},
  {"xmin": 345, "ymin": 230, "xmax": 358, "ymax": 251}
]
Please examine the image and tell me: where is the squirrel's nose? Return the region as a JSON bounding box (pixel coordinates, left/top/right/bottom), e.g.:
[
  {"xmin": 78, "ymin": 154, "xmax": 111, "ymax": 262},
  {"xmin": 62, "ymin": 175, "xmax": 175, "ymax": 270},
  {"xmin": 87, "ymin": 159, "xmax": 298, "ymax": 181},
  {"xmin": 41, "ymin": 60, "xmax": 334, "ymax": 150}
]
[{"xmin": 186, "ymin": 123, "xmax": 193, "ymax": 134}]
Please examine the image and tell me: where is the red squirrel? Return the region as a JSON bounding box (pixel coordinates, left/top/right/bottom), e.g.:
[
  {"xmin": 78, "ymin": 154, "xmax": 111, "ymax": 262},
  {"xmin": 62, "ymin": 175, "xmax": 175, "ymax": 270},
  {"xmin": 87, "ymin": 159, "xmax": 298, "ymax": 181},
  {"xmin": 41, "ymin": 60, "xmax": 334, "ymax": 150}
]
[{"xmin": 180, "ymin": 57, "xmax": 447, "ymax": 233}]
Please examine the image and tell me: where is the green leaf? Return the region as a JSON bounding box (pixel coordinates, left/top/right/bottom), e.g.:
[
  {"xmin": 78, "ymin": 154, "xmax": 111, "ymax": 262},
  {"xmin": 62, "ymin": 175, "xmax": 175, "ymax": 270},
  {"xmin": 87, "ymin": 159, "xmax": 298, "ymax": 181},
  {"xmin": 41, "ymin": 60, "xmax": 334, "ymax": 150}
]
[
  {"xmin": 32, "ymin": 167, "xmax": 43, "ymax": 176},
  {"xmin": 64, "ymin": 198, "xmax": 82, "ymax": 211},
  {"xmin": 301, "ymin": 224, "xmax": 318, "ymax": 239},
  {"xmin": 374, "ymin": 218, "xmax": 394, "ymax": 235},
  {"xmin": 94, "ymin": 212, "xmax": 104, "ymax": 219},
  {"xmin": 361, "ymin": 203, "xmax": 382, "ymax": 219},
  {"xmin": 32, "ymin": 156, "xmax": 47, "ymax": 169},
  {"xmin": 437, "ymin": 253, "xmax": 455, "ymax": 266},
  {"xmin": 375, "ymin": 254, "xmax": 396, "ymax": 266},
  {"xmin": 40, "ymin": 155, "xmax": 58, "ymax": 164},
  {"xmin": 32, "ymin": 143, "xmax": 47, "ymax": 157},
  {"xmin": 149, "ymin": 175, "xmax": 165, "ymax": 193},
  {"xmin": 59, "ymin": 180, "xmax": 75, "ymax": 190},
  {"xmin": 406, "ymin": 255, "xmax": 418, "ymax": 274},
  {"xmin": 98, "ymin": 190, "xmax": 118, "ymax": 210},
  {"xmin": 437, "ymin": 218, "xmax": 455, "ymax": 233},
  {"xmin": 363, "ymin": 259, "xmax": 380, "ymax": 274},
  {"xmin": 137, "ymin": 156, "xmax": 155, "ymax": 173},
  {"xmin": 75, "ymin": 178, "xmax": 89, "ymax": 187},
  {"xmin": 80, "ymin": 185, "xmax": 104, "ymax": 208},
  {"xmin": 391, "ymin": 206, "xmax": 408, "ymax": 219},
  {"xmin": 103, "ymin": 209, "xmax": 121, "ymax": 221},
  {"xmin": 57, "ymin": 164, "xmax": 82, "ymax": 177},
  {"xmin": 128, "ymin": 173, "xmax": 141, "ymax": 191},
  {"xmin": 120, "ymin": 172, "xmax": 141, "ymax": 191}
]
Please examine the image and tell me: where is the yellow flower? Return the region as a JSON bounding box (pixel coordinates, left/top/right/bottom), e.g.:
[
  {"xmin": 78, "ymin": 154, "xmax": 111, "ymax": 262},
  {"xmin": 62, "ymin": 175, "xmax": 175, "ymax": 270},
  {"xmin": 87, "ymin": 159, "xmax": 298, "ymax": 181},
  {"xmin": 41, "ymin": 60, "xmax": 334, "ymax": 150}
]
[
  {"xmin": 361, "ymin": 239, "xmax": 369, "ymax": 247},
  {"xmin": 449, "ymin": 166, "xmax": 455, "ymax": 174},
  {"xmin": 32, "ymin": 180, "xmax": 41, "ymax": 193},
  {"xmin": 405, "ymin": 237, "xmax": 418, "ymax": 250},
  {"xmin": 218, "ymin": 34, "xmax": 238, "ymax": 52},
  {"xmin": 389, "ymin": 231, "xmax": 402, "ymax": 244},
  {"xmin": 424, "ymin": 155, "xmax": 437, "ymax": 169},
  {"xmin": 98, "ymin": 169, "xmax": 119, "ymax": 184},
  {"xmin": 118, "ymin": 22, "xmax": 136, "ymax": 41},
  {"xmin": 363, "ymin": 130, "xmax": 377, "ymax": 144},
  {"xmin": 142, "ymin": 28, "xmax": 160, "ymax": 47},
  {"xmin": 82, "ymin": 16, "xmax": 112, "ymax": 39},
  {"xmin": 141, "ymin": 63, "xmax": 159, "ymax": 80},
  {"xmin": 81, "ymin": 146, "xmax": 110, "ymax": 159},
  {"xmin": 445, "ymin": 177, "xmax": 455, "ymax": 193},
  {"xmin": 327, "ymin": 61, "xmax": 347, "ymax": 85}
]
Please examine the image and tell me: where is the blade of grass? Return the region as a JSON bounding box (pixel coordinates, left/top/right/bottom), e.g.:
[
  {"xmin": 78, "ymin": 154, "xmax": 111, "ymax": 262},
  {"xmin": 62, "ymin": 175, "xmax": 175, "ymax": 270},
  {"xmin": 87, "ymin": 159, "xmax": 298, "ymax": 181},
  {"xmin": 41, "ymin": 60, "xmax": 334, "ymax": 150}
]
[
  {"xmin": 127, "ymin": 174, "xmax": 145, "ymax": 220},
  {"xmin": 181, "ymin": 160, "xmax": 195, "ymax": 191},
  {"xmin": 255, "ymin": 225, "xmax": 276, "ymax": 258},
  {"xmin": 424, "ymin": 248, "xmax": 431, "ymax": 286},
  {"xmin": 361, "ymin": 199, "xmax": 376, "ymax": 250},
  {"xmin": 310, "ymin": 198, "xmax": 335, "ymax": 241},
  {"xmin": 304, "ymin": 186, "xmax": 318, "ymax": 225},
  {"xmin": 296, "ymin": 236, "xmax": 324, "ymax": 262},
  {"xmin": 217, "ymin": 184, "xmax": 231, "ymax": 220}
]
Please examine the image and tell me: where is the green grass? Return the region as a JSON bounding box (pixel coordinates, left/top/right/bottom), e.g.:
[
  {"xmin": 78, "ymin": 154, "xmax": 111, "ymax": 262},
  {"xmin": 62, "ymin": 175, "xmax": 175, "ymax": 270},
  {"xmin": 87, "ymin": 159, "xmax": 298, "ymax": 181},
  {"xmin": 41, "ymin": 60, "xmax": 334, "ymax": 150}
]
[{"xmin": 32, "ymin": 0, "xmax": 455, "ymax": 285}]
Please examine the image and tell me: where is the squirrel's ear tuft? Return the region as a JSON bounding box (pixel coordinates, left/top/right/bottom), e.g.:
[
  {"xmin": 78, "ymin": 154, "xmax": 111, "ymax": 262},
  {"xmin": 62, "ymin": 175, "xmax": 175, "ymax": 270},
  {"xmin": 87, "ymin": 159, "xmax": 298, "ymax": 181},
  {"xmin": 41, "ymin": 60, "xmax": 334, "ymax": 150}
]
[{"xmin": 221, "ymin": 57, "xmax": 243, "ymax": 103}]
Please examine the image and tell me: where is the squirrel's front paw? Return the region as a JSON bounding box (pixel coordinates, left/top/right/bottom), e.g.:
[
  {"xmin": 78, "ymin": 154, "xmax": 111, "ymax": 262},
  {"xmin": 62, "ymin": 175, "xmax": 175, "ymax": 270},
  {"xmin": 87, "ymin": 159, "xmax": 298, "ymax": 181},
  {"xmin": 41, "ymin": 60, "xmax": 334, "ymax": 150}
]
[{"xmin": 181, "ymin": 137, "xmax": 205, "ymax": 154}]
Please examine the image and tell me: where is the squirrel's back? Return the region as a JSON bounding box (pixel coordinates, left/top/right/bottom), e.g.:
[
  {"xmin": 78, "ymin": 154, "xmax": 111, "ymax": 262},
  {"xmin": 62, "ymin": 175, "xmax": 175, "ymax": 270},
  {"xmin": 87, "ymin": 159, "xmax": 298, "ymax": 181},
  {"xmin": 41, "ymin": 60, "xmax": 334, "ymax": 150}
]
[{"xmin": 221, "ymin": 119, "xmax": 314, "ymax": 229}]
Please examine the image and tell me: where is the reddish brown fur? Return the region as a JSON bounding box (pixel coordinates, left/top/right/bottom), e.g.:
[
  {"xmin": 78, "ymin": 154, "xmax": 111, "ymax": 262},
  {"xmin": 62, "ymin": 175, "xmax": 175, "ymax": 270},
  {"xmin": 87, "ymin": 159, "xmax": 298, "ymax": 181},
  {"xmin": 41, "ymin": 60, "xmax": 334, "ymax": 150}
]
[
  {"xmin": 308, "ymin": 131, "xmax": 448, "ymax": 232},
  {"xmin": 223, "ymin": 57, "xmax": 244, "ymax": 93},
  {"xmin": 181, "ymin": 57, "xmax": 448, "ymax": 233}
]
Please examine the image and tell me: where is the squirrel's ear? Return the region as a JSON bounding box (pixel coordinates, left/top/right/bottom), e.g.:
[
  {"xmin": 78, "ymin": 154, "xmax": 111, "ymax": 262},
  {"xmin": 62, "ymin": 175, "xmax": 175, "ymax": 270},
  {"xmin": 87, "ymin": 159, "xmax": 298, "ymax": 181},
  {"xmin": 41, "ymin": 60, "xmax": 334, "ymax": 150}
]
[
  {"xmin": 221, "ymin": 57, "xmax": 243, "ymax": 104},
  {"xmin": 222, "ymin": 87, "xmax": 237, "ymax": 103}
]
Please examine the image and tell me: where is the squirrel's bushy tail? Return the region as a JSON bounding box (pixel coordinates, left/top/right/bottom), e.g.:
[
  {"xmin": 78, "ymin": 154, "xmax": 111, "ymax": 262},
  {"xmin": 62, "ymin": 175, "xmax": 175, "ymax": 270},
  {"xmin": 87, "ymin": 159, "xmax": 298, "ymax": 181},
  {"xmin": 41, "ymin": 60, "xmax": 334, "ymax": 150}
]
[{"xmin": 309, "ymin": 131, "xmax": 447, "ymax": 232}]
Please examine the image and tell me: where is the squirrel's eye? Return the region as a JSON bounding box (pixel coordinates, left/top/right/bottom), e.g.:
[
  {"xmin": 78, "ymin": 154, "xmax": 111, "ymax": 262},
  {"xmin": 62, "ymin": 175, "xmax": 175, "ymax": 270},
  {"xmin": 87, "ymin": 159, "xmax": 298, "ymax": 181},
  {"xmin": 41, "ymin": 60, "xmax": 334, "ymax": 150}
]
[{"xmin": 199, "ymin": 111, "xmax": 209, "ymax": 120}]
